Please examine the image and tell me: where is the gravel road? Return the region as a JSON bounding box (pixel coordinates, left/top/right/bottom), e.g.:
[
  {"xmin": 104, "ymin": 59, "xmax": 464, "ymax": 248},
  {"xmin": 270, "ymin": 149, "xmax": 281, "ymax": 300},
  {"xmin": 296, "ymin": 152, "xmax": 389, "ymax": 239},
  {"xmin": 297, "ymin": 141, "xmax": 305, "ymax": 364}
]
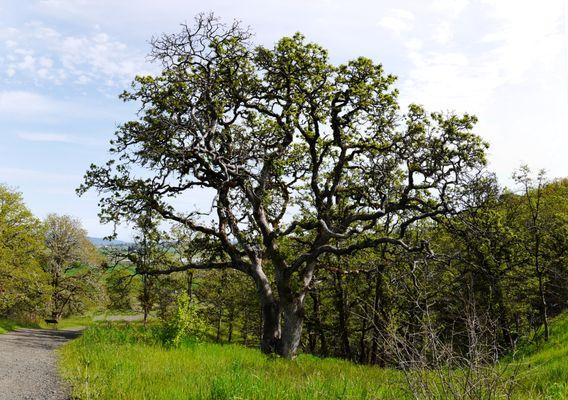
[
  {"xmin": 93, "ymin": 314, "xmax": 144, "ymax": 322},
  {"xmin": 0, "ymin": 328, "xmax": 82, "ymax": 400}
]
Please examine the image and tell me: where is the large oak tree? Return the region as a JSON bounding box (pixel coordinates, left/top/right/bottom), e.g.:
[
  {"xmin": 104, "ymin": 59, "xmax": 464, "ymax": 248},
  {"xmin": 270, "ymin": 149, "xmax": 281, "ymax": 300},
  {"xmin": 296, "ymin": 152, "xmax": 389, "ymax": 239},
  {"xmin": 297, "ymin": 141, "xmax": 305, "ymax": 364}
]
[{"xmin": 80, "ymin": 14, "xmax": 487, "ymax": 357}]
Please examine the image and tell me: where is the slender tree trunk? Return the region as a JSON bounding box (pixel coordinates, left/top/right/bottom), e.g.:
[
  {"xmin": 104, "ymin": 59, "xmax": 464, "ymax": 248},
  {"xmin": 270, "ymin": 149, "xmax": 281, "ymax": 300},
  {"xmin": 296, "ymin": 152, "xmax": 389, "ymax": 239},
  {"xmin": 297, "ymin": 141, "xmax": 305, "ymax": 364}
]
[
  {"xmin": 493, "ymin": 278, "xmax": 513, "ymax": 348},
  {"xmin": 309, "ymin": 287, "xmax": 328, "ymax": 356},
  {"xmin": 186, "ymin": 271, "xmax": 193, "ymax": 301},
  {"xmin": 529, "ymin": 182, "xmax": 549, "ymax": 341},
  {"xmin": 216, "ymin": 307, "xmax": 223, "ymax": 342},
  {"xmin": 242, "ymin": 309, "xmax": 250, "ymax": 346},
  {"xmin": 536, "ymin": 265, "xmax": 549, "ymax": 341},
  {"xmin": 359, "ymin": 309, "xmax": 369, "ymax": 364},
  {"xmin": 369, "ymin": 266, "xmax": 386, "ymax": 365},
  {"xmin": 370, "ymin": 241, "xmax": 390, "ymax": 366},
  {"xmin": 51, "ymin": 265, "xmax": 61, "ymax": 320},
  {"xmin": 216, "ymin": 271, "xmax": 226, "ymax": 342},
  {"xmin": 532, "ymin": 226, "xmax": 549, "ymax": 341},
  {"xmin": 307, "ymin": 320, "xmax": 316, "ymax": 353},
  {"xmin": 227, "ymin": 306, "xmax": 235, "ymax": 343},
  {"xmin": 142, "ymin": 274, "xmax": 149, "ymax": 327},
  {"xmin": 334, "ymin": 272, "xmax": 352, "ymax": 359}
]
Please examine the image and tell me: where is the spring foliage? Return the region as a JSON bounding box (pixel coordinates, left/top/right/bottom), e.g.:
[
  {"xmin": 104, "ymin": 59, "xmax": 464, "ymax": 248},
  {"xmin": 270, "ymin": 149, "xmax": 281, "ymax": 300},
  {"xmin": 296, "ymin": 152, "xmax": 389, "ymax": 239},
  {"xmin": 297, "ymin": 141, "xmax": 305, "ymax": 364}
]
[{"xmin": 160, "ymin": 292, "xmax": 206, "ymax": 346}]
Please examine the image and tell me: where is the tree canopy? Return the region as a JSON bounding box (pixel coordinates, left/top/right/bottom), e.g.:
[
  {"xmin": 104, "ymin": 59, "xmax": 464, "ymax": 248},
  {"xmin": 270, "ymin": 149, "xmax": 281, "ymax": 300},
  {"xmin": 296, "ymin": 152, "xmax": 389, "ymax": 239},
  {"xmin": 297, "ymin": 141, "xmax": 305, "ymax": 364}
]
[
  {"xmin": 80, "ymin": 14, "xmax": 488, "ymax": 357},
  {"xmin": 43, "ymin": 214, "xmax": 103, "ymax": 319},
  {"xmin": 0, "ymin": 184, "xmax": 48, "ymax": 317}
]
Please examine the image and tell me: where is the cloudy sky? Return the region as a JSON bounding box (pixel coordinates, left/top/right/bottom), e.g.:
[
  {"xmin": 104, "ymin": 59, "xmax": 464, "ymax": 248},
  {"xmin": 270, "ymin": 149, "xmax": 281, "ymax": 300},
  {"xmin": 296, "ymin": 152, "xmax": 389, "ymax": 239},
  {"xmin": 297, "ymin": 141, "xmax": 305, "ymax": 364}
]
[{"xmin": 1, "ymin": 0, "xmax": 567, "ymax": 239}]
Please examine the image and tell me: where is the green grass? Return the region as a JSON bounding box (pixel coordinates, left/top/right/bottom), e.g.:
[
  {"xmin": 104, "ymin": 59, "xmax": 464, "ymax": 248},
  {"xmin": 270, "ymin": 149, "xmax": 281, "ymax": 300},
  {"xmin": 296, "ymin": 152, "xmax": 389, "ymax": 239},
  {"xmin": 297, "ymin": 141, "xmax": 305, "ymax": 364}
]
[
  {"xmin": 0, "ymin": 315, "xmax": 94, "ymax": 334},
  {"xmin": 0, "ymin": 318, "xmax": 39, "ymax": 334},
  {"xmin": 59, "ymin": 323, "xmax": 403, "ymax": 400},
  {"xmin": 512, "ymin": 313, "xmax": 568, "ymax": 399},
  {"xmin": 38, "ymin": 315, "xmax": 95, "ymax": 330},
  {"xmin": 59, "ymin": 313, "xmax": 568, "ymax": 400}
]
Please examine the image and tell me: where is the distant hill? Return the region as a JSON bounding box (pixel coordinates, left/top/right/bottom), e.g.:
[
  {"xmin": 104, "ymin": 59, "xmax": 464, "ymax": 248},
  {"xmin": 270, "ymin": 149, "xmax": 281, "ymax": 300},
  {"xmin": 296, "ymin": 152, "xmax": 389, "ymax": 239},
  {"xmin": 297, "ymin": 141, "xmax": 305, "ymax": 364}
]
[{"xmin": 88, "ymin": 237, "xmax": 131, "ymax": 247}]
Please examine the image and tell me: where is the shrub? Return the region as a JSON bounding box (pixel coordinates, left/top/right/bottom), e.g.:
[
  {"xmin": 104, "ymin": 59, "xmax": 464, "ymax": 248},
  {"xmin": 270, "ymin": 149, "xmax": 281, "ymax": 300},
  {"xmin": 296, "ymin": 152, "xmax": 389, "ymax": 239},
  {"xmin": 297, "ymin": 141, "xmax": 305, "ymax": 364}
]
[{"xmin": 160, "ymin": 292, "xmax": 205, "ymax": 346}]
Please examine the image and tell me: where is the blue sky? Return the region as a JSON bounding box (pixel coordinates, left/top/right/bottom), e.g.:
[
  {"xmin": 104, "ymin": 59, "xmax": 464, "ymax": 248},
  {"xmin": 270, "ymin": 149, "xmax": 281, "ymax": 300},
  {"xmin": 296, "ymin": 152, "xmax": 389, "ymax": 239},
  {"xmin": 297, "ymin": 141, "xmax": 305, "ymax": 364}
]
[{"xmin": 1, "ymin": 0, "xmax": 567, "ymax": 239}]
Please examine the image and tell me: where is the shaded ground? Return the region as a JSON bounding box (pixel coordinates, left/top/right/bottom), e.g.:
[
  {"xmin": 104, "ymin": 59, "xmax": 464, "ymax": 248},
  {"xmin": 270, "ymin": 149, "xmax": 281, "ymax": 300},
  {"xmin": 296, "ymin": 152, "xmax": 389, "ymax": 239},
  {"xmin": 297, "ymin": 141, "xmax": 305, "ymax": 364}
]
[{"xmin": 0, "ymin": 328, "xmax": 82, "ymax": 400}]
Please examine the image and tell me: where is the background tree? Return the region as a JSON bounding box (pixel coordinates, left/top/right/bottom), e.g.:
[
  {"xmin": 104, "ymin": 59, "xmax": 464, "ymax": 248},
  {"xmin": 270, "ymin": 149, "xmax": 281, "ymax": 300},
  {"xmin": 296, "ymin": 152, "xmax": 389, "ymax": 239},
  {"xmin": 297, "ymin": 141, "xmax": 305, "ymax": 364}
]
[
  {"xmin": 539, "ymin": 179, "xmax": 568, "ymax": 317},
  {"xmin": 0, "ymin": 184, "xmax": 48, "ymax": 318},
  {"xmin": 43, "ymin": 214, "xmax": 103, "ymax": 319},
  {"xmin": 105, "ymin": 264, "xmax": 139, "ymax": 311},
  {"xmin": 80, "ymin": 14, "xmax": 488, "ymax": 357},
  {"xmin": 512, "ymin": 167, "xmax": 568, "ymax": 341}
]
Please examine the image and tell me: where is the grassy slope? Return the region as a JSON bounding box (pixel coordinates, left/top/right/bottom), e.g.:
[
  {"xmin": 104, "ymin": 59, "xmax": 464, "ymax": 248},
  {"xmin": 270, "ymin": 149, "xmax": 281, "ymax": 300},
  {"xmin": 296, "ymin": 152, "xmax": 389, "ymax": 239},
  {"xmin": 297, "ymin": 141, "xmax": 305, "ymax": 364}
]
[
  {"xmin": 59, "ymin": 314, "xmax": 568, "ymax": 400},
  {"xmin": 0, "ymin": 318, "xmax": 39, "ymax": 334},
  {"xmin": 513, "ymin": 313, "xmax": 568, "ymax": 399},
  {"xmin": 60, "ymin": 324, "xmax": 403, "ymax": 400},
  {"xmin": 0, "ymin": 315, "xmax": 93, "ymax": 334},
  {"xmin": 38, "ymin": 315, "xmax": 94, "ymax": 330}
]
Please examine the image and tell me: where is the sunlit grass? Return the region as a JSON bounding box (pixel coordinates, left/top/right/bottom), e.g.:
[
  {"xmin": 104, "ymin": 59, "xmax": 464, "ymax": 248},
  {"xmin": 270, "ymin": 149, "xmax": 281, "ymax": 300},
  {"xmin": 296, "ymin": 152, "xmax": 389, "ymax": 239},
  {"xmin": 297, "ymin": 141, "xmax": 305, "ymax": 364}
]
[
  {"xmin": 0, "ymin": 315, "xmax": 93, "ymax": 334},
  {"xmin": 59, "ymin": 323, "xmax": 404, "ymax": 400},
  {"xmin": 58, "ymin": 313, "xmax": 568, "ymax": 400},
  {"xmin": 512, "ymin": 313, "xmax": 568, "ymax": 399},
  {"xmin": 0, "ymin": 318, "xmax": 39, "ymax": 334},
  {"xmin": 38, "ymin": 315, "xmax": 94, "ymax": 330}
]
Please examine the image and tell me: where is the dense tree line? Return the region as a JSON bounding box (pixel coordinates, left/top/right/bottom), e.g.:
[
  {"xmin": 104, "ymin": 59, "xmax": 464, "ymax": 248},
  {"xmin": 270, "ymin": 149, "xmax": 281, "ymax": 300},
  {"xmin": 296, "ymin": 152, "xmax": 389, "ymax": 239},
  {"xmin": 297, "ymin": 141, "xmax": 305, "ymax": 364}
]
[
  {"xmin": 2, "ymin": 170, "xmax": 565, "ymax": 365},
  {"xmin": 146, "ymin": 172, "xmax": 565, "ymax": 365}
]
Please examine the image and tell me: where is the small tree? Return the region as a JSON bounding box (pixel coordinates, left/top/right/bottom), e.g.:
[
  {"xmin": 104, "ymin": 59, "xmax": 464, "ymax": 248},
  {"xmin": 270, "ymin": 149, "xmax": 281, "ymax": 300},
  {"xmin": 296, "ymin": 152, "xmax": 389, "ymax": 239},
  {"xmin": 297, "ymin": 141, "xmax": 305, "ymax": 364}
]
[
  {"xmin": 79, "ymin": 14, "xmax": 487, "ymax": 357},
  {"xmin": 513, "ymin": 166, "xmax": 548, "ymax": 340},
  {"xmin": 161, "ymin": 292, "xmax": 206, "ymax": 346},
  {"xmin": 512, "ymin": 166, "xmax": 568, "ymax": 341}
]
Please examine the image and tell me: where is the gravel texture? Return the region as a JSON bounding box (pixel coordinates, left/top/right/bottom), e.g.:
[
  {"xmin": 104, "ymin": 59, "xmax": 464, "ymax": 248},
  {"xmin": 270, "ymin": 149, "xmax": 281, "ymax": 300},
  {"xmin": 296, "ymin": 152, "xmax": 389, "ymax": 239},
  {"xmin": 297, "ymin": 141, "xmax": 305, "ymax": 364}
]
[{"xmin": 0, "ymin": 328, "xmax": 81, "ymax": 400}]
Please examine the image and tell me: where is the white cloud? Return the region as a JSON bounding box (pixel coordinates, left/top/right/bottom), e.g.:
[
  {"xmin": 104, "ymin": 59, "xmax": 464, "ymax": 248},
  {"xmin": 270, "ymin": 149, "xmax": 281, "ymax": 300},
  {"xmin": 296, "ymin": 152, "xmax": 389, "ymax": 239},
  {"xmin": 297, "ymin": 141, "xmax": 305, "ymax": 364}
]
[
  {"xmin": 431, "ymin": 0, "xmax": 469, "ymax": 18},
  {"xmin": 400, "ymin": 1, "xmax": 565, "ymax": 107},
  {"xmin": 16, "ymin": 131, "xmax": 103, "ymax": 146},
  {"xmin": 397, "ymin": 0, "xmax": 567, "ymax": 181},
  {"xmin": 0, "ymin": 22, "xmax": 151, "ymax": 86},
  {"xmin": 0, "ymin": 90, "xmax": 56, "ymax": 116},
  {"xmin": 404, "ymin": 38, "xmax": 423, "ymax": 51},
  {"xmin": 0, "ymin": 90, "xmax": 119, "ymax": 124},
  {"xmin": 432, "ymin": 21, "xmax": 452, "ymax": 45},
  {"xmin": 39, "ymin": 57, "xmax": 53, "ymax": 68},
  {"xmin": 0, "ymin": 167, "xmax": 79, "ymax": 184},
  {"xmin": 378, "ymin": 9, "xmax": 415, "ymax": 36},
  {"xmin": 17, "ymin": 132, "xmax": 73, "ymax": 142}
]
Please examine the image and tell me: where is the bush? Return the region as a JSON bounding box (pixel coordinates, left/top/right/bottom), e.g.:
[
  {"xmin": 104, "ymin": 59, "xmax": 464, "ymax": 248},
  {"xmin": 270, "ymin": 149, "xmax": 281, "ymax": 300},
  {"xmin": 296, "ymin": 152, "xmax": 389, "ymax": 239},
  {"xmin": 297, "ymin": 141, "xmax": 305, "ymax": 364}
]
[{"xmin": 160, "ymin": 292, "xmax": 205, "ymax": 346}]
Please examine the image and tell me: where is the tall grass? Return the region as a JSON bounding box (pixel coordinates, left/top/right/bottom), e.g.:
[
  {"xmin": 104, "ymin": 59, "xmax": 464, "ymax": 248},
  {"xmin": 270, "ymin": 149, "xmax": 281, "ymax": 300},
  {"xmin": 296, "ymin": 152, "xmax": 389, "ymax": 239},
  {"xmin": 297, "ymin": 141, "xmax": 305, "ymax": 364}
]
[
  {"xmin": 0, "ymin": 315, "xmax": 92, "ymax": 334},
  {"xmin": 58, "ymin": 313, "xmax": 568, "ymax": 400},
  {"xmin": 59, "ymin": 323, "xmax": 403, "ymax": 400},
  {"xmin": 0, "ymin": 318, "xmax": 39, "ymax": 334},
  {"xmin": 38, "ymin": 315, "xmax": 94, "ymax": 330},
  {"xmin": 512, "ymin": 313, "xmax": 568, "ymax": 399}
]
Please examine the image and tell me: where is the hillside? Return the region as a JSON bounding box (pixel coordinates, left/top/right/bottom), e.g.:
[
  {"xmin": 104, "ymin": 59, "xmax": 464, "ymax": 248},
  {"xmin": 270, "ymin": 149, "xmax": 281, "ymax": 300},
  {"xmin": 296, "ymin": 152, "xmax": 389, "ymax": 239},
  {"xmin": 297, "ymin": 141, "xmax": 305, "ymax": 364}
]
[
  {"xmin": 513, "ymin": 312, "xmax": 568, "ymax": 399},
  {"xmin": 87, "ymin": 237, "xmax": 131, "ymax": 248}
]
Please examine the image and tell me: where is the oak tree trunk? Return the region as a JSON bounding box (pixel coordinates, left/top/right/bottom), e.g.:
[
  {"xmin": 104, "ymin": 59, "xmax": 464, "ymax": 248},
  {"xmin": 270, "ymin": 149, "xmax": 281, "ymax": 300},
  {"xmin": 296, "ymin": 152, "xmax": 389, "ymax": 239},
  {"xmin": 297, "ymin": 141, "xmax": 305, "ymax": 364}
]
[{"xmin": 277, "ymin": 299, "xmax": 305, "ymax": 358}]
